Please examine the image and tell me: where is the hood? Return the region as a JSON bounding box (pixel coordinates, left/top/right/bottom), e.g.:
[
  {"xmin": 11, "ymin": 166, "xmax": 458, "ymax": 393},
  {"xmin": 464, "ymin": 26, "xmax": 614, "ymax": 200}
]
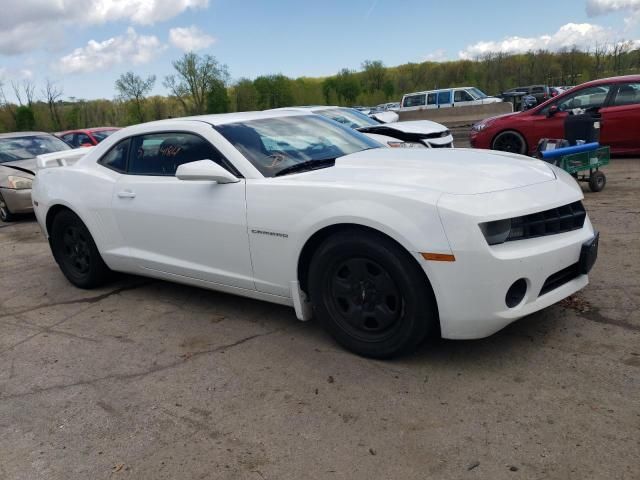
[
  {"xmin": 362, "ymin": 120, "xmax": 447, "ymax": 136},
  {"xmin": 0, "ymin": 158, "xmax": 37, "ymax": 176},
  {"xmin": 475, "ymin": 111, "xmax": 521, "ymax": 127},
  {"xmin": 284, "ymin": 148, "xmax": 556, "ymax": 195}
]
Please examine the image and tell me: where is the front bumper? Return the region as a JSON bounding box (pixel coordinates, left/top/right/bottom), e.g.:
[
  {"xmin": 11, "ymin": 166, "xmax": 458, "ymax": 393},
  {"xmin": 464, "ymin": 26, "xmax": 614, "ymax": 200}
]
[
  {"xmin": 0, "ymin": 187, "xmax": 33, "ymax": 214},
  {"xmin": 427, "ymin": 181, "xmax": 594, "ymax": 339},
  {"xmin": 423, "ymin": 134, "xmax": 454, "ymax": 148}
]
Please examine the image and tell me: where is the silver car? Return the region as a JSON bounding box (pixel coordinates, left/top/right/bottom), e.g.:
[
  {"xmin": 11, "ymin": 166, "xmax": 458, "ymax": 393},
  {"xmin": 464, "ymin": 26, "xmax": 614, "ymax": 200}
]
[{"xmin": 0, "ymin": 132, "xmax": 71, "ymax": 222}]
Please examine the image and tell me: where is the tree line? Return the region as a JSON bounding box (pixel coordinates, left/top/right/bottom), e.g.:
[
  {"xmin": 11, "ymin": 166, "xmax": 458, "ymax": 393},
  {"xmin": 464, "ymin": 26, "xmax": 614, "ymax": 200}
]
[{"xmin": 1, "ymin": 42, "xmax": 639, "ymax": 133}]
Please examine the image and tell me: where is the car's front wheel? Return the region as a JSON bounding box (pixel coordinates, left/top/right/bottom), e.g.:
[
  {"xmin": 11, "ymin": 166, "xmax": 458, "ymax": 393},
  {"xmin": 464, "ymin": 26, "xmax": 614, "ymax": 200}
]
[
  {"xmin": 0, "ymin": 192, "xmax": 16, "ymax": 222},
  {"xmin": 308, "ymin": 229, "xmax": 437, "ymax": 358},
  {"xmin": 50, "ymin": 210, "xmax": 112, "ymax": 288},
  {"xmin": 492, "ymin": 130, "xmax": 527, "ymax": 155}
]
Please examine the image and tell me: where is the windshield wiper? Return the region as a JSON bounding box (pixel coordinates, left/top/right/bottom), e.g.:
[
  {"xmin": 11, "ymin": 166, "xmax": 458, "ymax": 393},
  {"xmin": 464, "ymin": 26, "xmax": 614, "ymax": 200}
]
[{"xmin": 274, "ymin": 158, "xmax": 336, "ymax": 177}]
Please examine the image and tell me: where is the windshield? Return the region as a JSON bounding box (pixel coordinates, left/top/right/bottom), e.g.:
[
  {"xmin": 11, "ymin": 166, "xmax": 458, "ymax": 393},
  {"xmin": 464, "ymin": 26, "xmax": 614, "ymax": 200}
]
[
  {"xmin": 216, "ymin": 114, "xmax": 381, "ymax": 177},
  {"xmin": 92, "ymin": 130, "xmax": 117, "ymax": 142},
  {"xmin": 0, "ymin": 135, "xmax": 71, "ymax": 163},
  {"xmin": 315, "ymin": 108, "xmax": 379, "ymax": 129},
  {"xmin": 469, "ymin": 88, "xmax": 489, "ymax": 99}
]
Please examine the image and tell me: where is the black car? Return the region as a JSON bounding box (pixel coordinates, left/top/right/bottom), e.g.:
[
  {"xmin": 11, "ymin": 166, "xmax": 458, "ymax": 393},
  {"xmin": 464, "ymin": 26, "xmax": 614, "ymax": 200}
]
[{"xmin": 503, "ymin": 85, "xmax": 551, "ymax": 106}]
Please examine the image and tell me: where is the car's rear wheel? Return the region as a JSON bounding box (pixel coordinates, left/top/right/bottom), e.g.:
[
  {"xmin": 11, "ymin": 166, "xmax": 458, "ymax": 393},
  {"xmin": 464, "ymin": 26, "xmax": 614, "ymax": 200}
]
[
  {"xmin": 492, "ymin": 130, "xmax": 527, "ymax": 155},
  {"xmin": 50, "ymin": 210, "xmax": 111, "ymax": 288},
  {"xmin": 308, "ymin": 229, "xmax": 437, "ymax": 358},
  {"xmin": 0, "ymin": 192, "xmax": 16, "ymax": 222}
]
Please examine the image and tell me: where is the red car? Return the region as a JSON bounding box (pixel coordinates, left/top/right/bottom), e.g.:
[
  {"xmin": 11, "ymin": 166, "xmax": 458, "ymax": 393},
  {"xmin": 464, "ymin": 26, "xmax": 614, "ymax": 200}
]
[
  {"xmin": 470, "ymin": 75, "xmax": 640, "ymax": 156},
  {"xmin": 56, "ymin": 127, "xmax": 120, "ymax": 148}
]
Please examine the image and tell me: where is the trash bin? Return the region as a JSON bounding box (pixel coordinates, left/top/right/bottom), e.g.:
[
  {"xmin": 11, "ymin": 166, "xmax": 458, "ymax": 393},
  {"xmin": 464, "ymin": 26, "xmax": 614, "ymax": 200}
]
[{"xmin": 564, "ymin": 111, "xmax": 601, "ymax": 145}]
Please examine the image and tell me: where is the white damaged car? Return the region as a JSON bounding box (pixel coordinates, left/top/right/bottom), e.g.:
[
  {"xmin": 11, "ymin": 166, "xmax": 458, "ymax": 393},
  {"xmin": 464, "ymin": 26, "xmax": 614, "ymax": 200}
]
[
  {"xmin": 278, "ymin": 106, "xmax": 454, "ymax": 149},
  {"xmin": 32, "ymin": 110, "xmax": 598, "ymax": 358}
]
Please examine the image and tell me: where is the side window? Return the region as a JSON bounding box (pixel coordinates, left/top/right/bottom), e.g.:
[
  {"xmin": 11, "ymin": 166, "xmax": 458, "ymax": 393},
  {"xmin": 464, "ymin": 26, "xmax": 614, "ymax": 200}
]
[
  {"xmin": 437, "ymin": 90, "xmax": 451, "ymax": 105},
  {"xmin": 98, "ymin": 138, "xmax": 130, "ymax": 173},
  {"xmin": 557, "ymin": 86, "xmax": 611, "ymax": 111},
  {"xmin": 403, "ymin": 94, "xmax": 426, "ymax": 108},
  {"xmin": 427, "ymin": 93, "xmax": 437, "ymax": 105},
  {"xmin": 128, "ymin": 132, "xmax": 224, "ymax": 176},
  {"xmin": 612, "ymin": 83, "xmax": 640, "ymax": 106},
  {"xmin": 454, "ymin": 90, "xmax": 473, "ymax": 102},
  {"xmin": 531, "ymin": 87, "xmax": 545, "ymax": 94},
  {"xmin": 76, "ymin": 133, "xmax": 92, "ymax": 146},
  {"xmin": 62, "ymin": 134, "xmax": 75, "ymax": 145}
]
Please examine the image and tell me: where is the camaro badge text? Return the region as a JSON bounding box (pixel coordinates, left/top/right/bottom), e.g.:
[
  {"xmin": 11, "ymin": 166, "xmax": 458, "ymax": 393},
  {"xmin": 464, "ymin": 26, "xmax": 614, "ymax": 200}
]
[{"xmin": 251, "ymin": 229, "xmax": 289, "ymax": 239}]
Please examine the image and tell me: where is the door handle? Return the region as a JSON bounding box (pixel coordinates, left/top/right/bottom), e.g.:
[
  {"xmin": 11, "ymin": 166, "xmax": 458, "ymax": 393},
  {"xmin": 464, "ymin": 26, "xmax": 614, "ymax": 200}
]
[{"xmin": 117, "ymin": 190, "xmax": 136, "ymax": 199}]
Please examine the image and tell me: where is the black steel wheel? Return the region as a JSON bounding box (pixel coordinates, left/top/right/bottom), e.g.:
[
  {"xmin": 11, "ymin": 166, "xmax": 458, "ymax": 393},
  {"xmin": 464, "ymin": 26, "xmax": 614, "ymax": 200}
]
[
  {"xmin": 0, "ymin": 192, "xmax": 15, "ymax": 222},
  {"xmin": 325, "ymin": 257, "xmax": 403, "ymax": 342},
  {"xmin": 308, "ymin": 229, "xmax": 438, "ymax": 358},
  {"xmin": 50, "ymin": 210, "xmax": 112, "ymax": 288},
  {"xmin": 492, "ymin": 130, "xmax": 527, "ymax": 155}
]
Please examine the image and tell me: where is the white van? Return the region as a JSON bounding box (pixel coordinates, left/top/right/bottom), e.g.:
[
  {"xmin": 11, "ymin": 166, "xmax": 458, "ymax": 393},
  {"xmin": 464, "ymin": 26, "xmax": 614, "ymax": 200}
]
[{"xmin": 400, "ymin": 87, "xmax": 502, "ymax": 111}]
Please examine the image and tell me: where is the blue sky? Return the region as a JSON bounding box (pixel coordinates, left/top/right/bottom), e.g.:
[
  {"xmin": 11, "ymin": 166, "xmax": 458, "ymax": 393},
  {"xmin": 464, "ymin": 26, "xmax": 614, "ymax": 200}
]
[{"xmin": 0, "ymin": 0, "xmax": 639, "ymax": 101}]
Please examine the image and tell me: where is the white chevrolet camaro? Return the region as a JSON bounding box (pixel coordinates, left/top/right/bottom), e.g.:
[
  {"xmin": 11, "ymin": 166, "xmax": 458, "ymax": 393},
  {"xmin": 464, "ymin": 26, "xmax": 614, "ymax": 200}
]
[{"xmin": 32, "ymin": 110, "xmax": 599, "ymax": 358}]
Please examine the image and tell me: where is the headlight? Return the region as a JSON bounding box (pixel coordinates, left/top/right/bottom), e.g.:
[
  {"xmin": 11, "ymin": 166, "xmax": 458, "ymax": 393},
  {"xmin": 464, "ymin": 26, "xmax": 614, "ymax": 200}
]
[
  {"xmin": 387, "ymin": 141, "xmax": 426, "ymax": 149},
  {"xmin": 479, "ymin": 219, "xmax": 512, "ymax": 245},
  {"xmin": 6, "ymin": 175, "xmax": 33, "ymax": 190},
  {"xmin": 472, "ymin": 118, "xmax": 496, "ymax": 132}
]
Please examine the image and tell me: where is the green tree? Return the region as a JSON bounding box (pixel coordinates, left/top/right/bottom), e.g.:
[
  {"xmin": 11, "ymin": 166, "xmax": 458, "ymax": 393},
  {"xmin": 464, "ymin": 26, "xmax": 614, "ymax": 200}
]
[
  {"xmin": 254, "ymin": 74, "xmax": 294, "ymax": 109},
  {"xmin": 206, "ymin": 79, "xmax": 229, "ymax": 113},
  {"xmin": 164, "ymin": 52, "xmax": 230, "ymax": 115},
  {"xmin": 334, "ymin": 69, "xmax": 361, "ymax": 104},
  {"xmin": 234, "ymin": 78, "xmax": 259, "ymax": 111},
  {"xmin": 115, "ymin": 71, "xmax": 156, "ymax": 123},
  {"xmin": 361, "ymin": 60, "xmax": 387, "ymax": 93},
  {"xmin": 15, "ymin": 106, "xmax": 36, "ymax": 131}
]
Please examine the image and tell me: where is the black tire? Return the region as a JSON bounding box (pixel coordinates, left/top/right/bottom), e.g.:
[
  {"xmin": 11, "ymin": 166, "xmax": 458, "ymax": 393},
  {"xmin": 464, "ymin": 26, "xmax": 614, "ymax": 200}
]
[
  {"xmin": 589, "ymin": 170, "xmax": 606, "ymax": 192},
  {"xmin": 0, "ymin": 192, "xmax": 16, "ymax": 222},
  {"xmin": 492, "ymin": 130, "xmax": 527, "ymax": 155},
  {"xmin": 308, "ymin": 229, "xmax": 438, "ymax": 358},
  {"xmin": 50, "ymin": 210, "xmax": 112, "ymax": 288}
]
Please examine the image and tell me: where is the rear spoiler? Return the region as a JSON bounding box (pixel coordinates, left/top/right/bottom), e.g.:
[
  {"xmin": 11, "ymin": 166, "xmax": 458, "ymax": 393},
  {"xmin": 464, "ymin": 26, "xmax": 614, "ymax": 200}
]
[{"xmin": 37, "ymin": 147, "xmax": 94, "ymax": 169}]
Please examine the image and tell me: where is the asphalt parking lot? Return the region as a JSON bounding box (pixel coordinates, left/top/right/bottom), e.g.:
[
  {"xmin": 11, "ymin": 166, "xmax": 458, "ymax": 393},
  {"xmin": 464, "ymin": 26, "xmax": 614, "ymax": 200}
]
[{"xmin": 0, "ymin": 159, "xmax": 638, "ymax": 480}]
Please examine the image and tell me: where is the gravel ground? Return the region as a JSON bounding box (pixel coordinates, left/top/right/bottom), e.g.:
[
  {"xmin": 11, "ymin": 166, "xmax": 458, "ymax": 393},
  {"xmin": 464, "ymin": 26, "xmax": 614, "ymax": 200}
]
[{"xmin": 0, "ymin": 159, "xmax": 638, "ymax": 480}]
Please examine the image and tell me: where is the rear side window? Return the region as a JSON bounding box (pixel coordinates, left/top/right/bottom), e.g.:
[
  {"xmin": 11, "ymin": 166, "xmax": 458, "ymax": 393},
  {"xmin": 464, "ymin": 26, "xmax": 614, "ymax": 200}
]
[
  {"xmin": 98, "ymin": 139, "xmax": 130, "ymax": 173},
  {"xmin": 128, "ymin": 132, "xmax": 226, "ymax": 176},
  {"xmin": 612, "ymin": 83, "xmax": 640, "ymax": 106},
  {"xmin": 437, "ymin": 90, "xmax": 452, "ymax": 104},
  {"xmin": 403, "ymin": 94, "xmax": 426, "ymax": 107}
]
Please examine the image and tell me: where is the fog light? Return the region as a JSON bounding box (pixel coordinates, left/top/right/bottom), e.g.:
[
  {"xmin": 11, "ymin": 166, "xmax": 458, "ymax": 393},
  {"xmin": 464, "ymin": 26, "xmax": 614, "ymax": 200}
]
[{"xmin": 506, "ymin": 279, "xmax": 527, "ymax": 308}]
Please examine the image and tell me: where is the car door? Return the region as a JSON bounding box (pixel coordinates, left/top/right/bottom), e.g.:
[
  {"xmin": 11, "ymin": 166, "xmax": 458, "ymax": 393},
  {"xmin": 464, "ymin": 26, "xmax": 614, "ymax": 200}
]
[
  {"xmin": 453, "ymin": 89, "xmax": 474, "ymax": 107},
  {"xmin": 437, "ymin": 90, "xmax": 453, "ymax": 108},
  {"xmin": 111, "ymin": 129, "xmax": 255, "ymax": 290},
  {"xmin": 529, "ymin": 85, "xmax": 613, "ymax": 144},
  {"xmin": 598, "ymin": 82, "xmax": 640, "ymax": 152}
]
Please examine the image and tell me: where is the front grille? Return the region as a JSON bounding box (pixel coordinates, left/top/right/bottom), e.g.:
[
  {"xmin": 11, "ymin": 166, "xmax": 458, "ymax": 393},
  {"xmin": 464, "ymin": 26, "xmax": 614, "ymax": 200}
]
[
  {"xmin": 429, "ymin": 142, "xmax": 453, "ymax": 148},
  {"xmin": 507, "ymin": 201, "xmax": 586, "ymax": 242},
  {"xmin": 539, "ymin": 262, "xmax": 581, "ymax": 296}
]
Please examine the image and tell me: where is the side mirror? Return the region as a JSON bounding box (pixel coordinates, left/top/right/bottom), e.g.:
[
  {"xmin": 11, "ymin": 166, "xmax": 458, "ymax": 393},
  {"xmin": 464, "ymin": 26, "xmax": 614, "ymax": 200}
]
[
  {"xmin": 176, "ymin": 160, "xmax": 239, "ymax": 184},
  {"xmin": 547, "ymin": 105, "xmax": 559, "ymax": 117}
]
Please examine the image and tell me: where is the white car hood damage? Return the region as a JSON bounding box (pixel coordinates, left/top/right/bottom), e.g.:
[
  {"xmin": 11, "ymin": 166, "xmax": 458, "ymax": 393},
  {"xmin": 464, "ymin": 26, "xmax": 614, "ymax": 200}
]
[
  {"xmin": 284, "ymin": 148, "xmax": 556, "ymax": 195},
  {"xmin": 368, "ymin": 119, "xmax": 448, "ymax": 135}
]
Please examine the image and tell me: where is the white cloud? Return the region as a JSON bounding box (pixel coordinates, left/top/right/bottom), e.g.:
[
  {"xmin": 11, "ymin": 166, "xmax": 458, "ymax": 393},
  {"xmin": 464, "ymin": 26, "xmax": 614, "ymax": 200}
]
[
  {"xmin": 169, "ymin": 26, "xmax": 216, "ymax": 51},
  {"xmin": 586, "ymin": 0, "xmax": 640, "ymax": 16},
  {"xmin": 458, "ymin": 22, "xmax": 625, "ymax": 59},
  {"xmin": 0, "ymin": 0, "xmax": 209, "ymax": 55},
  {"xmin": 424, "ymin": 49, "xmax": 448, "ymax": 62},
  {"xmin": 57, "ymin": 28, "xmax": 164, "ymax": 74}
]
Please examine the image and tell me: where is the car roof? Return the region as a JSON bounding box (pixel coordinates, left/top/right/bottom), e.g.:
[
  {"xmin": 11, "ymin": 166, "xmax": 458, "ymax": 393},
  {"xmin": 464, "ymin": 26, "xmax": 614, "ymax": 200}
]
[
  {"xmin": 0, "ymin": 131, "xmax": 52, "ymax": 139},
  {"xmin": 140, "ymin": 109, "xmax": 311, "ymax": 127},
  {"xmin": 403, "ymin": 87, "xmax": 476, "ymax": 95},
  {"xmin": 578, "ymin": 74, "xmax": 640, "ymax": 87},
  {"xmin": 57, "ymin": 127, "xmax": 119, "ymax": 135}
]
